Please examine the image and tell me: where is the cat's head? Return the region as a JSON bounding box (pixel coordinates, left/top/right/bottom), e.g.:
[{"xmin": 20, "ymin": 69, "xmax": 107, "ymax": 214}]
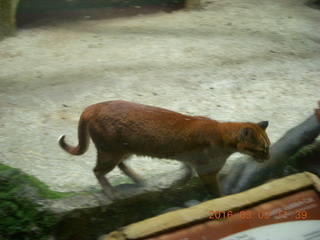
[{"xmin": 236, "ymin": 121, "xmax": 270, "ymax": 162}]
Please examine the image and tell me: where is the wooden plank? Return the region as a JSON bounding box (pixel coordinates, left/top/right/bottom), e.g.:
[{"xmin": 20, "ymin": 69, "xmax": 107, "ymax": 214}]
[{"xmin": 120, "ymin": 172, "xmax": 320, "ymax": 239}]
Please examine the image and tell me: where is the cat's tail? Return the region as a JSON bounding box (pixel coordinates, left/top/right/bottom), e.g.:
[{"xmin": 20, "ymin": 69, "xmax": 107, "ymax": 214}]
[{"xmin": 59, "ymin": 114, "xmax": 90, "ymax": 155}]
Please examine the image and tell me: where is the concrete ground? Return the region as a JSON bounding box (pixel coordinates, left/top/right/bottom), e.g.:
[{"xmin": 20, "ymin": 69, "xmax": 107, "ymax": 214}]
[{"xmin": 0, "ymin": 0, "xmax": 319, "ymax": 193}]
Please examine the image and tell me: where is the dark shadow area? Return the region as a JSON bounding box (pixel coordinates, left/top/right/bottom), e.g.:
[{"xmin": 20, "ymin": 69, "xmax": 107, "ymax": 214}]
[
  {"xmin": 16, "ymin": 2, "xmax": 185, "ymax": 28},
  {"xmin": 306, "ymin": 0, "xmax": 320, "ymax": 9}
]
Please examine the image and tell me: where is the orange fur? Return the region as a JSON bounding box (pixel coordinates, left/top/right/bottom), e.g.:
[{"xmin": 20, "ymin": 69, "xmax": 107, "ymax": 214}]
[{"xmin": 59, "ymin": 101, "xmax": 270, "ymax": 200}]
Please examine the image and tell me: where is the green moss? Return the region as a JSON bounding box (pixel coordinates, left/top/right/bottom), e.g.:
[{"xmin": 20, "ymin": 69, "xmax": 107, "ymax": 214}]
[
  {"xmin": 24, "ymin": 174, "xmax": 79, "ymax": 199},
  {"xmin": 0, "ymin": 163, "xmax": 11, "ymax": 171},
  {"xmin": 112, "ymin": 176, "xmax": 135, "ymax": 185},
  {"xmin": 0, "ymin": 163, "xmax": 86, "ymax": 199}
]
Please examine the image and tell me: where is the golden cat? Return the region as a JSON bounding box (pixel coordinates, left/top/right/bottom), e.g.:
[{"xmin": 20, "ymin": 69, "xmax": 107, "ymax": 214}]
[{"xmin": 59, "ymin": 100, "xmax": 270, "ymax": 200}]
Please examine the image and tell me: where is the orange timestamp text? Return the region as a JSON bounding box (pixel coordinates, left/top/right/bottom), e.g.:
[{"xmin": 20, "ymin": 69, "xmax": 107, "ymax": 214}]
[{"xmin": 208, "ymin": 210, "xmax": 308, "ymax": 220}]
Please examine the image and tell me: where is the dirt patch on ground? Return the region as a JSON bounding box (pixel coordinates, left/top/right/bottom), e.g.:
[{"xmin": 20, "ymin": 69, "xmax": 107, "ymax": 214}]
[{"xmin": 0, "ymin": 0, "xmax": 319, "ymax": 193}]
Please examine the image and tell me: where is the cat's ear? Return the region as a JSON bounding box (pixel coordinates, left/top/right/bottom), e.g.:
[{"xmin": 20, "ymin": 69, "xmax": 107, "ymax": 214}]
[
  {"xmin": 257, "ymin": 121, "xmax": 269, "ymax": 130},
  {"xmin": 237, "ymin": 127, "xmax": 253, "ymax": 142}
]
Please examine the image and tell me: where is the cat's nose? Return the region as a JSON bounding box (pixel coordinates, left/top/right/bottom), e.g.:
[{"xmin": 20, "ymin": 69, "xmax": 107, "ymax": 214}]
[{"xmin": 261, "ymin": 153, "xmax": 270, "ymax": 161}]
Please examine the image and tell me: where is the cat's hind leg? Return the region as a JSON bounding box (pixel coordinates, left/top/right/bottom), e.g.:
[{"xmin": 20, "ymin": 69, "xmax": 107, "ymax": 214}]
[
  {"xmin": 118, "ymin": 161, "xmax": 145, "ymax": 186},
  {"xmin": 93, "ymin": 149, "xmax": 123, "ymax": 200}
]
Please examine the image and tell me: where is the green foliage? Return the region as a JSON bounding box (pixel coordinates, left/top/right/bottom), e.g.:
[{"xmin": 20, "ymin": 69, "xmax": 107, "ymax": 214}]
[
  {"xmin": 287, "ymin": 138, "xmax": 320, "ymax": 172},
  {"xmin": 0, "ymin": 196, "xmax": 55, "ymax": 240},
  {"xmin": 0, "ymin": 164, "xmax": 57, "ymax": 240}
]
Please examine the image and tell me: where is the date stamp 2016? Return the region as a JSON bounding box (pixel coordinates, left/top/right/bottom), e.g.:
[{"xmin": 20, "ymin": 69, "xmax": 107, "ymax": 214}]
[{"xmin": 208, "ymin": 210, "xmax": 308, "ymax": 220}]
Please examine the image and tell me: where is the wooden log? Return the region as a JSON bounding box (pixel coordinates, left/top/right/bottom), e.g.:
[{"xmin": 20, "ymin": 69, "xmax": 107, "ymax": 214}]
[
  {"xmin": 185, "ymin": 0, "xmax": 202, "ymax": 9},
  {"xmin": 0, "ymin": 0, "xmax": 20, "ymax": 39}
]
